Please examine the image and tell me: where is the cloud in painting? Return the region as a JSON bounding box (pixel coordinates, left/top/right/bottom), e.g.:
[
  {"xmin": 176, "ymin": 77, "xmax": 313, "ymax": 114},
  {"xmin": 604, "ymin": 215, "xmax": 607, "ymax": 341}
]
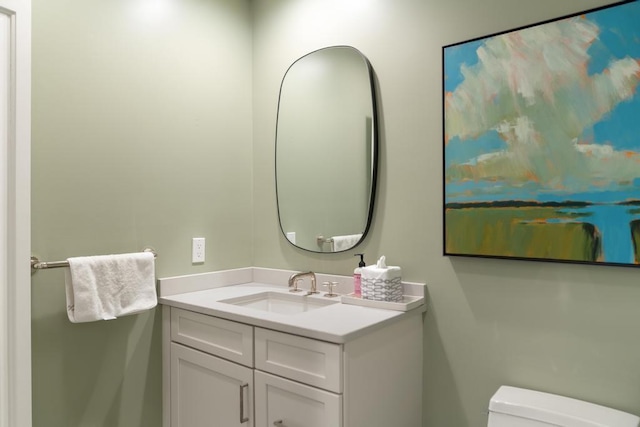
[{"xmin": 445, "ymin": 16, "xmax": 640, "ymax": 195}]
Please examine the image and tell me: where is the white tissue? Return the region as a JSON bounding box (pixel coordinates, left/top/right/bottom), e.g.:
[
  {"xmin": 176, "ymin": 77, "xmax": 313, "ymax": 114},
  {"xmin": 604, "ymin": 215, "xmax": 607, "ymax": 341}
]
[{"xmin": 361, "ymin": 255, "xmax": 402, "ymax": 282}]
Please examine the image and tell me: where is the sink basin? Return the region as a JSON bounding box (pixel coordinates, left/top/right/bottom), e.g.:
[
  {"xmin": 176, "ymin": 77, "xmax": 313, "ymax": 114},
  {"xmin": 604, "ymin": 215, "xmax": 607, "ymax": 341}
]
[{"xmin": 219, "ymin": 291, "xmax": 338, "ymax": 315}]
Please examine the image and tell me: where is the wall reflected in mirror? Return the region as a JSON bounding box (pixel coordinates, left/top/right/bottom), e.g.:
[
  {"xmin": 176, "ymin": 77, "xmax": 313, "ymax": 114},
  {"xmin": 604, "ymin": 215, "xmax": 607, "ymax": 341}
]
[{"xmin": 275, "ymin": 46, "xmax": 378, "ymax": 252}]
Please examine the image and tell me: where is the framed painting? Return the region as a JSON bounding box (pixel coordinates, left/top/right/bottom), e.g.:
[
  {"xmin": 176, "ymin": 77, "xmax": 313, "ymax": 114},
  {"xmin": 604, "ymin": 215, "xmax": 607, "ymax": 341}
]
[{"xmin": 443, "ymin": 0, "xmax": 640, "ymax": 266}]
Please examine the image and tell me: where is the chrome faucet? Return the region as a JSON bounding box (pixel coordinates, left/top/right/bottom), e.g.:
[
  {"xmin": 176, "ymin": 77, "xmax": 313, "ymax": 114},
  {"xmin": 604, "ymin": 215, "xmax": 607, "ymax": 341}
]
[{"xmin": 288, "ymin": 271, "xmax": 318, "ymax": 294}]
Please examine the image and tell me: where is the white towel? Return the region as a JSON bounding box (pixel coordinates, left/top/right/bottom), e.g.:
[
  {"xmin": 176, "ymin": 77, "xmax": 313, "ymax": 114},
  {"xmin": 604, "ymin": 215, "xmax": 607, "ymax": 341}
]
[
  {"xmin": 331, "ymin": 233, "xmax": 363, "ymax": 251},
  {"xmin": 64, "ymin": 252, "xmax": 157, "ymax": 323}
]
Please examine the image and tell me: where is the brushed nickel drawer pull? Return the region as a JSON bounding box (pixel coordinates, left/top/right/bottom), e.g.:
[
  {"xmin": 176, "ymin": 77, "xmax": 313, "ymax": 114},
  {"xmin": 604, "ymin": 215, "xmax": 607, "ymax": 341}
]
[{"xmin": 239, "ymin": 383, "xmax": 249, "ymax": 423}]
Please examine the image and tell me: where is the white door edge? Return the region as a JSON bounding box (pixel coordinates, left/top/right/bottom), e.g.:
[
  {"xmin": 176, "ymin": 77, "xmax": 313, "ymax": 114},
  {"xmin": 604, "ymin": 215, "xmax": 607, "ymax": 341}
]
[{"xmin": 0, "ymin": 0, "xmax": 31, "ymax": 426}]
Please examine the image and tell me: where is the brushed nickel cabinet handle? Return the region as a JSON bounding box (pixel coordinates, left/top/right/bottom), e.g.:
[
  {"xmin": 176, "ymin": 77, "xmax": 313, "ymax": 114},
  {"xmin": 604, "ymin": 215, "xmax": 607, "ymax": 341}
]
[{"xmin": 239, "ymin": 383, "xmax": 249, "ymax": 423}]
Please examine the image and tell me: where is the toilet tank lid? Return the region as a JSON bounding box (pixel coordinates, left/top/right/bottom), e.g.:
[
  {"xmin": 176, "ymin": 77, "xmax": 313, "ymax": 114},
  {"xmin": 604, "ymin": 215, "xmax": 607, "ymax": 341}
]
[{"xmin": 489, "ymin": 386, "xmax": 640, "ymax": 427}]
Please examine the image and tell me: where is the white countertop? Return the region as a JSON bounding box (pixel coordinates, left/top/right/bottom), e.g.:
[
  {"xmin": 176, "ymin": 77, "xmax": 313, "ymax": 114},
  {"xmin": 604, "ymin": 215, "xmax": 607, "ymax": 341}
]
[{"xmin": 160, "ymin": 282, "xmax": 425, "ymax": 344}]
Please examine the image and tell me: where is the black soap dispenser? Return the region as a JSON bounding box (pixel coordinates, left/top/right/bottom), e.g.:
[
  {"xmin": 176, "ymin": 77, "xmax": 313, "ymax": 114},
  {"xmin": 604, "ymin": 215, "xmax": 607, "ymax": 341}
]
[{"xmin": 354, "ymin": 253, "xmax": 365, "ymax": 297}]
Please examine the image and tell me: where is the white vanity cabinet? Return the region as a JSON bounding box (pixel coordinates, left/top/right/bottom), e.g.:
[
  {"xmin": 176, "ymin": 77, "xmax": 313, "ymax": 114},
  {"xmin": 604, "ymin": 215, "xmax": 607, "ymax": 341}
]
[{"xmin": 163, "ymin": 303, "xmax": 423, "ymax": 427}]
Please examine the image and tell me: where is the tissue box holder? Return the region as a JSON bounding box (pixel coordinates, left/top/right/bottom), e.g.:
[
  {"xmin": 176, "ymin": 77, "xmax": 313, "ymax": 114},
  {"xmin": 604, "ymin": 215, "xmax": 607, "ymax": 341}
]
[{"xmin": 361, "ymin": 277, "xmax": 403, "ymax": 302}]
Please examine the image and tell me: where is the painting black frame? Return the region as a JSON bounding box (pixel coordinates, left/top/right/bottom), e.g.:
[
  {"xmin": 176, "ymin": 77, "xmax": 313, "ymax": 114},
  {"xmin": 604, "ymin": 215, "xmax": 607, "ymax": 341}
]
[{"xmin": 443, "ymin": 0, "xmax": 640, "ymax": 267}]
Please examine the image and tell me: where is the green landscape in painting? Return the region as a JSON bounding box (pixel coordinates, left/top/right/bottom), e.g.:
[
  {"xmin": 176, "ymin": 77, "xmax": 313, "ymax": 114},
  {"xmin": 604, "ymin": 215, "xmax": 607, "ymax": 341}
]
[{"xmin": 445, "ymin": 204, "xmax": 601, "ymax": 262}]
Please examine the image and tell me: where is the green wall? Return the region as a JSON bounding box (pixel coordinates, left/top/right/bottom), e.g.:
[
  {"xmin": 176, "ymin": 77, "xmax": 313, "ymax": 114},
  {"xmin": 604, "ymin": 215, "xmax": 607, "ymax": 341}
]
[
  {"xmin": 31, "ymin": 0, "xmax": 640, "ymax": 426},
  {"xmin": 252, "ymin": 0, "xmax": 640, "ymax": 426},
  {"xmin": 31, "ymin": 0, "xmax": 252, "ymax": 425}
]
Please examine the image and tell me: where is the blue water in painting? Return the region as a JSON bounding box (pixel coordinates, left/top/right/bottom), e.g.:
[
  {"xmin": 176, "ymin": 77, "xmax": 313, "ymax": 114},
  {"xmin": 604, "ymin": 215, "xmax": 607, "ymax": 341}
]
[{"xmin": 555, "ymin": 204, "xmax": 640, "ymax": 264}]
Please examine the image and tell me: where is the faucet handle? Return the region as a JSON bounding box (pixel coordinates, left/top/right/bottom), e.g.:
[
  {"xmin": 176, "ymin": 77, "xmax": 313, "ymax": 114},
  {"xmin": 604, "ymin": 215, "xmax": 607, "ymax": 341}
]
[
  {"xmin": 322, "ymin": 281, "xmax": 339, "ymax": 298},
  {"xmin": 289, "ymin": 278, "xmax": 303, "ymax": 293}
]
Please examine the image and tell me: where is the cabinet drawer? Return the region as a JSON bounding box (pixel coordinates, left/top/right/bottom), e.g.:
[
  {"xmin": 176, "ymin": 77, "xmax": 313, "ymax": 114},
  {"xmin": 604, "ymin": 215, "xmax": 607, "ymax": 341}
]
[
  {"xmin": 255, "ymin": 328, "xmax": 342, "ymax": 393},
  {"xmin": 171, "ymin": 308, "xmax": 253, "ymax": 367}
]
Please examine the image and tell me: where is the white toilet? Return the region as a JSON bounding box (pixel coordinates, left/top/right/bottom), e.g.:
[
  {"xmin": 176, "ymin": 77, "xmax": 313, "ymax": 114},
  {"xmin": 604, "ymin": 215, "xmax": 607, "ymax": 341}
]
[{"xmin": 488, "ymin": 386, "xmax": 640, "ymax": 426}]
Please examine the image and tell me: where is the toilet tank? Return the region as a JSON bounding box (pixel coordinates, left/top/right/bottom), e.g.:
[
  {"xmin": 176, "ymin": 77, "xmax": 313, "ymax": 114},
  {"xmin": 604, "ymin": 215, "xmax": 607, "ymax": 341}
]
[{"xmin": 488, "ymin": 386, "xmax": 640, "ymax": 427}]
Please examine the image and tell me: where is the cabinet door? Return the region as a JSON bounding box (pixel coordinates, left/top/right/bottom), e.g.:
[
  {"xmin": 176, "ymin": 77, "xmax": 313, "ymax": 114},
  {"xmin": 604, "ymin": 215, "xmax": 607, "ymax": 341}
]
[
  {"xmin": 171, "ymin": 343, "xmax": 253, "ymax": 427},
  {"xmin": 254, "ymin": 371, "xmax": 342, "ymax": 427}
]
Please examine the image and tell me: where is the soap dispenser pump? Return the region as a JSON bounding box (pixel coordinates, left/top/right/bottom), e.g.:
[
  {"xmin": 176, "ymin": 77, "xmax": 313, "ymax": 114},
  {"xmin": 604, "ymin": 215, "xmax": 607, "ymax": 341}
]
[{"xmin": 354, "ymin": 253, "xmax": 365, "ymax": 297}]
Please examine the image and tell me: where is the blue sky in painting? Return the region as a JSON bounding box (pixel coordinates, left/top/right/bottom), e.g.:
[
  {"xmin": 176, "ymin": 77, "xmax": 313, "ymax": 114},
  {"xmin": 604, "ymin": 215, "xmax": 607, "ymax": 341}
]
[
  {"xmin": 444, "ymin": 39, "xmax": 483, "ymax": 92},
  {"xmin": 444, "ymin": 0, "xmax": 640, "ymax": 204},
  {"xmin": 587, "ymin": 2, "xmax": 640, "ymax": 150}
]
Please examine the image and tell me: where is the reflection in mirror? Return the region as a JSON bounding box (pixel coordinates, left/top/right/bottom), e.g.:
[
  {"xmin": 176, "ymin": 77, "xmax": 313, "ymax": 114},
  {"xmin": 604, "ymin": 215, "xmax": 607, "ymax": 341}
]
[{"xmin": 276, "ymin": 46, "xmax": 378, "ymax": 253}]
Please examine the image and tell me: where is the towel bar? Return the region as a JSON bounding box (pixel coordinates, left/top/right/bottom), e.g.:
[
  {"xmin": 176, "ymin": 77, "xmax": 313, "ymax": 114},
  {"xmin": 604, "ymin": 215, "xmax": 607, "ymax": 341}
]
[
  {"xmin": 30, "ymin": 247, "xmax": 157, "ymax": 270},
  {"xmin": 316, "ymin": 235, "xmax": 334, "ymax": 246}
]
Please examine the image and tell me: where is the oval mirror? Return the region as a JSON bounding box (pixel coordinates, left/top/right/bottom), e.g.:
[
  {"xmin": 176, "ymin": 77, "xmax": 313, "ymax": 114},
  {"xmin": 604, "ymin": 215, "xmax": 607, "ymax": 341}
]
[{"xmin": 275, "ymin": 46, "xmax": 378, "ymax": 253}]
